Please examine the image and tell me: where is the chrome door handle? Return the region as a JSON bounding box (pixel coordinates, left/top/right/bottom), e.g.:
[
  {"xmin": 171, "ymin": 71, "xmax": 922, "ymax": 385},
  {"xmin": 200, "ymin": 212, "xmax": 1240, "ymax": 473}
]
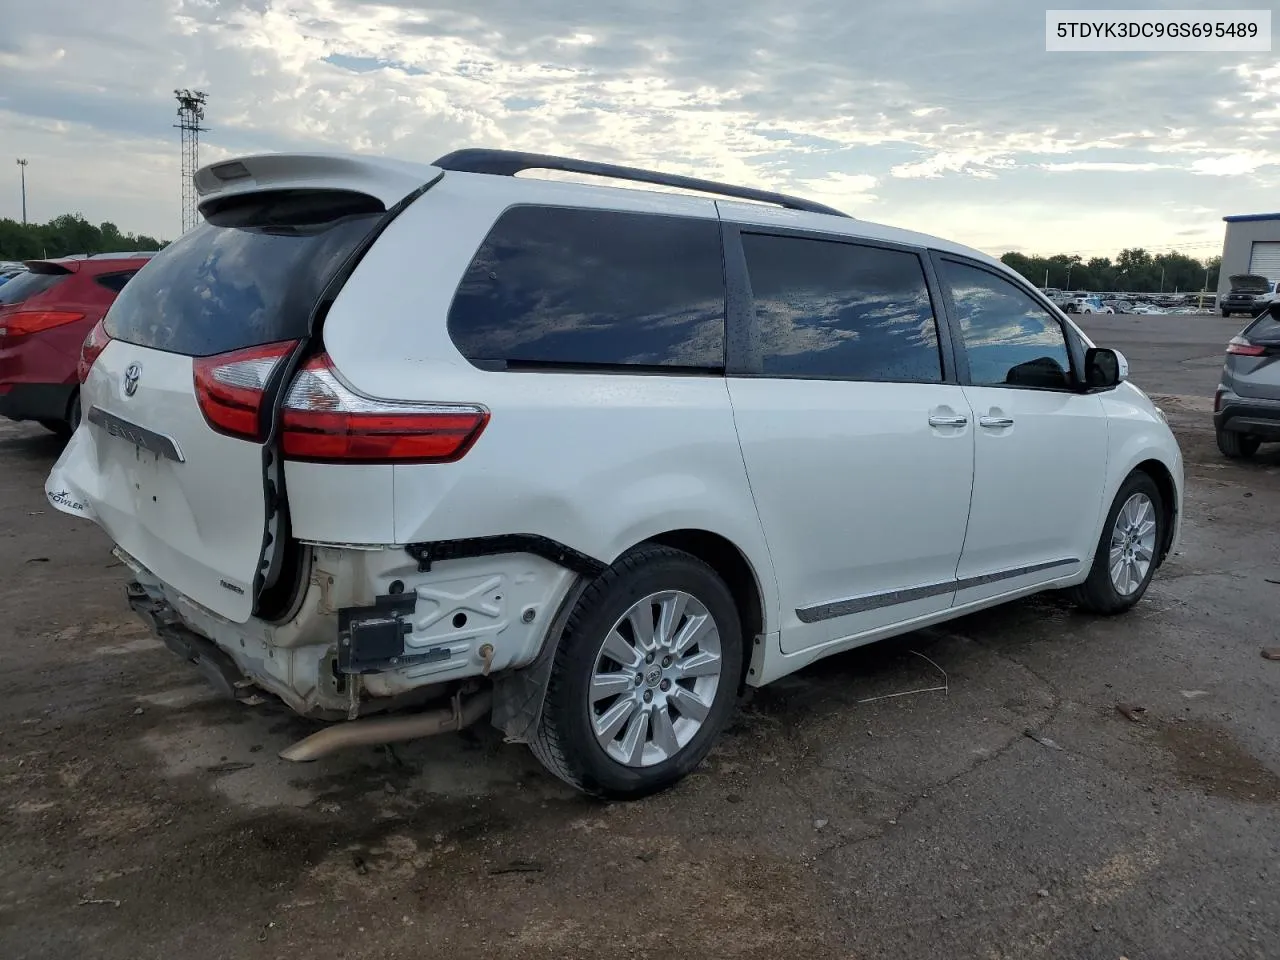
[
  {"xmin": 979, "ymin": 416, "xmax": 1014, "ymax": 428},
  {"xmin": 928, "ymin": 415, "xmax": 969, "ymax": 427}
]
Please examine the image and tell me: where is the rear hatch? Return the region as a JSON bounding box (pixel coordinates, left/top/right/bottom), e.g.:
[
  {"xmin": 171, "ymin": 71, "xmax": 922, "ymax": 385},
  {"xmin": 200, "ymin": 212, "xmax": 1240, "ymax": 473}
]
[{"xmin": 45, "ymin": 156, "xmax": 438, "ymax": 622}]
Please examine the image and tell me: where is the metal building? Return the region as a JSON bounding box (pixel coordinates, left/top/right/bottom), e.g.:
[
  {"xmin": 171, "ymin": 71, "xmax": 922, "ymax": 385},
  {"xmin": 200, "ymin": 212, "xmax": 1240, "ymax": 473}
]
[{"xmin": 1219, "ymin": 212, "xmax": 1280, "ymax": 299}]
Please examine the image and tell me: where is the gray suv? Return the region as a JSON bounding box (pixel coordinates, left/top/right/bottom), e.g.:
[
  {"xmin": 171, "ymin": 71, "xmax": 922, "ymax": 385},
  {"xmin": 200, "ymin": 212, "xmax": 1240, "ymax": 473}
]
[{"xmin": 1215, "ymin": 303, "xmax": 1280, "ymax": 458}]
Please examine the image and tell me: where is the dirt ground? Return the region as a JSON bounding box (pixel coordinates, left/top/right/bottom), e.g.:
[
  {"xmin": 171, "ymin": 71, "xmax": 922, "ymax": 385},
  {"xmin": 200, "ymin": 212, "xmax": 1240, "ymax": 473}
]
[{"xmin": 1, "ymin": 315, "xmax": 1278, "ymax": 959}]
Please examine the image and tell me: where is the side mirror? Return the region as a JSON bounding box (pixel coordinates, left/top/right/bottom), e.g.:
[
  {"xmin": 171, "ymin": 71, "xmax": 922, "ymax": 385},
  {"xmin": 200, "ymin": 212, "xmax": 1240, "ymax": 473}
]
[{"xmin": 1084, "ymin": 347, "xmax": 1127, "ymax": 390}]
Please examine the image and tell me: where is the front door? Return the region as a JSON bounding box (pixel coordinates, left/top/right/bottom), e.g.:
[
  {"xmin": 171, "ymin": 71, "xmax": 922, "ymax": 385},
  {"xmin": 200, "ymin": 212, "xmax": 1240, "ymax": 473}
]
[
  {"xmin": 725, "ymin": 230, "xmax": 975, "ymax": 655},
  {"xmin": 934, "ymin": 256, "xmax": 1110, "ymax": 606}
]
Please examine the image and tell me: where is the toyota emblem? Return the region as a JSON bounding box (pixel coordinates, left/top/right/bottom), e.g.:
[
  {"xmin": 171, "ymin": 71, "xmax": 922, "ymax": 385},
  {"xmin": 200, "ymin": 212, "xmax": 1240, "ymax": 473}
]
[{"xmin": 123, "ymin": 362, "xmax": 142, "ymax": 397}]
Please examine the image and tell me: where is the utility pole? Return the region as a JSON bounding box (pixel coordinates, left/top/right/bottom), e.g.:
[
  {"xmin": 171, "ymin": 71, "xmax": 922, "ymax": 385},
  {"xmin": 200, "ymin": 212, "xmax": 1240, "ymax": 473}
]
[{"xmin": 15, "ymin": 158, "xmax": 27, "ymax": 225}]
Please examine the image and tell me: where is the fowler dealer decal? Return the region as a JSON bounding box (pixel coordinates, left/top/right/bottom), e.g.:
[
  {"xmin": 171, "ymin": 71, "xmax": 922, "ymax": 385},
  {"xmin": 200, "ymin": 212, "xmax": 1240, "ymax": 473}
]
[{"xmin": 48, "ymin": 489, "xmax": 87, "ymax": 513}]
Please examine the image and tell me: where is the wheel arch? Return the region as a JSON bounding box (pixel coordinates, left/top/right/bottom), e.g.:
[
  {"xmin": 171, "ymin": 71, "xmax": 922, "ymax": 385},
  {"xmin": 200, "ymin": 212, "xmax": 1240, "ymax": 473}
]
[
  {"xmin": 630, "ymin": 528, "xmax": 766, "ymax": 690},
  {"xmin": 1132, "ymin": 457, "xmax": 1178, "ymax": 565},
  {"xmin": 491, "ymin": 527, "xmax": 770, "ymax": 743}
]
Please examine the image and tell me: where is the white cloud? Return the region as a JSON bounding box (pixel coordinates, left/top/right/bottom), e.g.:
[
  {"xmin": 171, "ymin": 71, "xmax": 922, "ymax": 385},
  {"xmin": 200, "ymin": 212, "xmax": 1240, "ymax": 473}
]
[
  {"xmin": 1040, "ymin": 162, "xmax": 1172, "ymax": 173},
  {"xmin": 1192, "ymin": 153, "xmax": 1277, "ymax": 176},
  {"xmin": 890, "ymin": 151, "xmax": 1015, "ymax": 180}
]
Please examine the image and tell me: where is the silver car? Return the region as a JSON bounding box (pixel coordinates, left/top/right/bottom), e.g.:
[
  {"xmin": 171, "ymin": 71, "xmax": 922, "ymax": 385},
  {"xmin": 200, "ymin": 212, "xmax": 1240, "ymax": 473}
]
[{"xmin": 1215, "ymin": 304, "xmax": 1280, "ymax": 458}]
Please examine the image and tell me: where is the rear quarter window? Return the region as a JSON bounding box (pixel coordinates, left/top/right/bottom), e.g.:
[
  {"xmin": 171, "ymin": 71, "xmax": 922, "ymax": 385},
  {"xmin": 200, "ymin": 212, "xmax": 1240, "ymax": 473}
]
[
  {"xmin": 1246, "ymin": 312, "xmax": 1280, "ymax": 341},
  {"xmin": 94, "ymin": 271, "xmax": 137, "ymax": 294},
  {"xmin": 447, "ymin": 205, "xmax": 726, "ymax": 370}
]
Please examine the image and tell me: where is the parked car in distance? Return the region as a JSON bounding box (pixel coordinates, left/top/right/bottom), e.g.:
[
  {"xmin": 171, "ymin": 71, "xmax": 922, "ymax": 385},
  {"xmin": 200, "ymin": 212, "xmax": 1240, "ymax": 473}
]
[
  {"xmin": 1214, "ymin": 303, "xmax": 1280, "ymax": 459},
  {"xmin": 1221, "ymin": 274, "xmax": 1279, "ymax": 318},
  {"xmin": 0, "ymin": 267, "xmax": 27, "ymax": 286},
  {"xmin": 1129, "ymin": 303, "xmax": 1166, "ymax": 315},
  {"xmin": 0, "ymin": 253, "xmax": 154, "ymax": 436},
  {"xmin": 45, "ymin": 149, "xmax": 1185, "ymax": 799},
  {"xmin": 1064, "ymin": 296, "xmax": 1114, "ymax": 315},
  {"xmin": 1103, "ymin": 299, "xmax": 1134, "ymax": 314}
]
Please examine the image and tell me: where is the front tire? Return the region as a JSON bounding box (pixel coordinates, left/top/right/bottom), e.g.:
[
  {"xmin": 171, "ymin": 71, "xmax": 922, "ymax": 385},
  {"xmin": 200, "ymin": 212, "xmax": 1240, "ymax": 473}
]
[
  {"xmin": 530, "ymin": 545, "xmax": 743, "ymax": 800},
  {"xmin": 1071, "ymin": 471, "xmax": 1165, "ymax": 615},
  {"xmin": 1217, "ymin": 428, "xmax": 1260, "ymax": 459}
]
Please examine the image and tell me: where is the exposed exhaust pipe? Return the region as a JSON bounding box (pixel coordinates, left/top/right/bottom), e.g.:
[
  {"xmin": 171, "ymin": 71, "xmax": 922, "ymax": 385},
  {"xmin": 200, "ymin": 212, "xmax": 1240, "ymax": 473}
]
[{"xmin": 279, "ymin": 689, "xmax": 493, "ymax": 762}]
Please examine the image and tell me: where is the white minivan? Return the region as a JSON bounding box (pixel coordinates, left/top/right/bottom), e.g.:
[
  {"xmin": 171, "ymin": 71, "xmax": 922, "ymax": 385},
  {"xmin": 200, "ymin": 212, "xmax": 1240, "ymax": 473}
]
[{"xmin": 46, "ymin": 149, "xmax": 1183, "ymax": 798}]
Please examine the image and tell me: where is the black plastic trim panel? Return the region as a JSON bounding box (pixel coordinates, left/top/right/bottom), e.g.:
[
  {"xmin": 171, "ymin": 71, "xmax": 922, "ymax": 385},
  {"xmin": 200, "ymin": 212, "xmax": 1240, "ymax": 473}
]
[
  {"xmin": 404, "ymin": 534, "xmax": 608, "ymax": 578},
  {"xmin": 796, "ymin": 558, "xmax": 1079, "ymax": 624}
]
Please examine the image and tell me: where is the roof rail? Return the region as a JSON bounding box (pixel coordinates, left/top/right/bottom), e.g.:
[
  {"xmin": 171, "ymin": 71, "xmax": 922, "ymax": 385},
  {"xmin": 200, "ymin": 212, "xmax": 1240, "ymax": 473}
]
[{"xmin": 431, "ymin": 148, "xmax": 851, "ymax": 219}]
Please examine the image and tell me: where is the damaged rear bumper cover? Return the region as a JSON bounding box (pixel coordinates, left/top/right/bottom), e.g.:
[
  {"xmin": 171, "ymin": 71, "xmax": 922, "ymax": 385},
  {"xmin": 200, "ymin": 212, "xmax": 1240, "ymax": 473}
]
[{"xmin": 118, "ymin": 535, "xmax": 603, "ymax": 731}]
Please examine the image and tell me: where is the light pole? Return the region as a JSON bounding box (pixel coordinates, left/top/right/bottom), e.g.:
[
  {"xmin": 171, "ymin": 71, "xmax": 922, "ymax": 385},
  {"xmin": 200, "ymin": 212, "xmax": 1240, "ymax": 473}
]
[
  {"xmin": 1066, "ymin": 262, "xmax": 1075, "ymax": 290},
  {"xmin": 15, "ymin": 158, "xmax": 27, "ymax": 225}
]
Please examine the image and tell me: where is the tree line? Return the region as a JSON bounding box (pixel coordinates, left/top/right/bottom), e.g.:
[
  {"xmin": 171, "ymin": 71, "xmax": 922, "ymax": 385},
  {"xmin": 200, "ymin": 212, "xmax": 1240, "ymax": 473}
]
[
  {"xmin": 0, "ymin": 214, "xmax": 166, "ymax": 262},
  {"xmin": 1000, "ymin": 248, "xmax": 1221, "ymax": 294}
]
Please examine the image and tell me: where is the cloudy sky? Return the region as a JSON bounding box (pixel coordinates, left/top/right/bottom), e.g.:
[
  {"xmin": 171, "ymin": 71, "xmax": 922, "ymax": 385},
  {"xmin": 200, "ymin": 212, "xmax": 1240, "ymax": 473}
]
[{"xmin": 1, "ymin": 0, "xmax": 1277, "ymax": 258}]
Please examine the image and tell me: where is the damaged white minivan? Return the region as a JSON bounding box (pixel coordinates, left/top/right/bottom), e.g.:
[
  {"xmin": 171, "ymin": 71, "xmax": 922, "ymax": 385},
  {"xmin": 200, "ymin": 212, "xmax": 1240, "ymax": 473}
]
[{"xmin": 47, "ymin": 149, "xmax": 1183, "ymax": 798}]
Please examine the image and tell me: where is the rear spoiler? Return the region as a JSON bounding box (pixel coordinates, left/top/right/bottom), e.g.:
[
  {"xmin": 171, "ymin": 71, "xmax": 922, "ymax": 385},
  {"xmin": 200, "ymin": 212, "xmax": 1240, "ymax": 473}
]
[
  {"xmin": 22, "ymin": 260, "xmax": 78, "ymax": 275},
  {"xmin": 193, "ymin": 153, "xmax": 442, "ymax": 214}
]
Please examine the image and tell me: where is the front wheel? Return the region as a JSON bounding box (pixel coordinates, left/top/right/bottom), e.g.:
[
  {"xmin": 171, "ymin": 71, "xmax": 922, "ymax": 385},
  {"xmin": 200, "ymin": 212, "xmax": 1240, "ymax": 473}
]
[
  {"xmin": 1071, "ymin": 472, "xmax": 1166, "ymax": 615},
  {"xmin": 530, "ymin": 545, "xmax": 743, "ymax": 799}
]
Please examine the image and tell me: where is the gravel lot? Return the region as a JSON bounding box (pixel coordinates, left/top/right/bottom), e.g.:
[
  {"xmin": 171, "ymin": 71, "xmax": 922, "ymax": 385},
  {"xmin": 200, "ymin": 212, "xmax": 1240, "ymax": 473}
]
[{"xmin": 1, "ymin": 313, "xmax": 1277, "ymax": 960}]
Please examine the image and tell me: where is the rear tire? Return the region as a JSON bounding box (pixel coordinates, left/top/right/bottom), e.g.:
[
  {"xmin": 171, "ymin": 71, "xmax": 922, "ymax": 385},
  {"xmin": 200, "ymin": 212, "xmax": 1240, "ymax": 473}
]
[
  {"xmin": 1222, "ymin": 309, "xmax": 1231, "ymax": 318},
  {"xmin": 40, "ymin": 392, "xmax": 80, "ymax": 440},
  {"xmin": 1216, "ymin": 428, "xmax": 1260, "ymax": 459},
  {"xmin": 1071, "ymin": 471, "xmax": 1166, "ymax": 616},
  {"xmin": 66, "ymin": 391, "xmax": 82, "ymax": 434},
  {"xmin": 530, "ymin": 545, "xmax": 743, "ymax": 800}
]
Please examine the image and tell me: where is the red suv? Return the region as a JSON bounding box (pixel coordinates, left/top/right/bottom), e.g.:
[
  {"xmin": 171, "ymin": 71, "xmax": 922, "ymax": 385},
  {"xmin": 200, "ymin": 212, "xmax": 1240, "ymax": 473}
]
[{"xmin": 0, "ymin": 253, "xmax": 155, "ymax": 436}]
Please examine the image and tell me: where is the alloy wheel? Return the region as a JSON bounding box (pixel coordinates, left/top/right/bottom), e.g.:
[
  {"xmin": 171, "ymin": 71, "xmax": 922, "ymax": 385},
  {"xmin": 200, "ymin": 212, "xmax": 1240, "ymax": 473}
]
[
  {"xmin": 588, "ymin": 590, "xmax": 723, "ymax": 767},
  {"xmin": 1109, "ymin": 492, "xmax": 1158, "ymax": 596}
]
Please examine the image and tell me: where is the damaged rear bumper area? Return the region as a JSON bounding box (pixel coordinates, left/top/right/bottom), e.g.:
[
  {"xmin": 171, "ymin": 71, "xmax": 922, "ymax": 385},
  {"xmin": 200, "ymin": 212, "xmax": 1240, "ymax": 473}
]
[
  {"xmin": 127, "ymin": 580, "xmax": 262, "ymax": 704},
  {"xmin": 119, "ymin": 538, "xmax": 596, "ymax": 750}
]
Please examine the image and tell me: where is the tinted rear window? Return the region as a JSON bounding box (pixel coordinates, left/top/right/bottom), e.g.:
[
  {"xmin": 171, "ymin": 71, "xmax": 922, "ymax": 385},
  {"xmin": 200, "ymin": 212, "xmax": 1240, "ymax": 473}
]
[
  {"xmin": 0, "ymin": 271, "xmax": 67, "ymax": 306},
  {"xmin": 105, "ymin": 195, "xmax": 382, "ymax": 357},
  {"xmin": 447, "ymin": 205, "xmax": 726, "ymax": 370}
]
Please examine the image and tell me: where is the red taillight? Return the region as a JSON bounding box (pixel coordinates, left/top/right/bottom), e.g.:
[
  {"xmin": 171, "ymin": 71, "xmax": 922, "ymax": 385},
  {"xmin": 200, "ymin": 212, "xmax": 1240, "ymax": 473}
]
[
  {"xmin": 193, "ymin": 341, "xmax": 298, "ymax": 441},
  {"xmin": 77, "ymin": 318, "xmax": 112, "ymax": 383},
  {"xmin": 0, "ymin": 310, "xmax": 85, "ymax": 338},
  {"xmin": 280, "ymin": 354, "xmax": 489, "ymax": 464},
  {"xmin": 1226, "ymin": 336, "xmax": 1266, "ymax": 356}
]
